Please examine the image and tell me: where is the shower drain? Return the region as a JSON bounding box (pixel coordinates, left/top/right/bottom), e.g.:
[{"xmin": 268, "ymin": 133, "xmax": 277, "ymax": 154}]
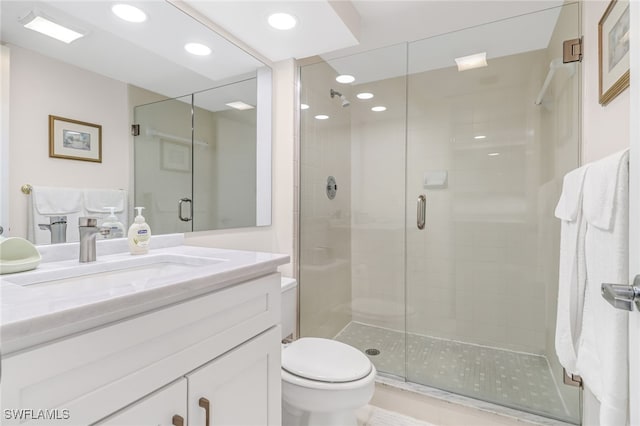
[{"xmin": 365, "ymin": 348, "xmax": 380, "ymax": 356}]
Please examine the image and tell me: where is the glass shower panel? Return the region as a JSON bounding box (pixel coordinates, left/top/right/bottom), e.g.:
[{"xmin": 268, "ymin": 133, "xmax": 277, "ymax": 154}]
[
  {"xmin": 299, "ymin": 44, "xmax": 408, "ymax": 379},
  {"xmin": 134, "ymin": 95, "xmax": 193, "ymax": 235},
  {"xmin": 193, "ymin": 80, "xmax": 258, "ymax": 231},
  {"xmin": 405, "ymin": 3, "xmax": 580, "ymax": 423}
]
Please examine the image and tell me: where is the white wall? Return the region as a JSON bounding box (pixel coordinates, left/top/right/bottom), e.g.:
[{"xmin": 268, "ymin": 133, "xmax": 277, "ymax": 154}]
[
  {"xmin": 579, "ymin": 0, "xmax": 631, "ymax": 423},
  {"xmin": 8, "ymin": 46, "xmax": 130, "ymax": 239},
  {"xmin": 581, "ymin": 0, "xmax": 630, "ymax": 163}
]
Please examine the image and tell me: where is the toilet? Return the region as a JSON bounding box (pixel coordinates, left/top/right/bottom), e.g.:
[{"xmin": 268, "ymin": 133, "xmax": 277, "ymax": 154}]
[{"xmin": 280, "ymin": 278, "xmax": 376, "ymax": 426}]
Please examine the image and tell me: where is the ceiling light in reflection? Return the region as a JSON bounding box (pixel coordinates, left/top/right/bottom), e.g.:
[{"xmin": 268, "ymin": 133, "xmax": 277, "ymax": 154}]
[
  {"xmin": 112, "ymin": 4, "xmax": 147, "ymax": 23},
  {"xmin": 300, "ymin": 104, "xmax": 309, "ymax": 110},
  {"xmin": 226, "ymin": 101, "xmax": 255, "ymax": 110},
  {"xmin": 336, "ymin": 75, "xmax": 355, "ymax": 84},
  {"xmin": 488, "ymin": 152, "xmax": 500, "ymax": 157},
  {"xmin": 371, "ymin": 106, "xmax": 387, "ymax": 112},
  {"xmin": 455, "ymin": 52, "xmax": 487, "ymax": 71},
  {"xmin": 474, "ymin": 135, "xmax": 487, "ymax": 140},
  {"xmin": 268, "ymin": 13, "xmax": 297, "ymax": 30},
  {"xmin": 315, "ymin": 114, "xmax": 329, "ymax": 120},
  {"xmin": 22, "ymin": 13, "xmax": 84, "ymax": 43},
  {"xmin": 357, "ymin": 92, "xmax": 374, "ymax": 100},
  {"xmin": 185, "ymin": 43, "xmax": 211, "ymax": 56}
]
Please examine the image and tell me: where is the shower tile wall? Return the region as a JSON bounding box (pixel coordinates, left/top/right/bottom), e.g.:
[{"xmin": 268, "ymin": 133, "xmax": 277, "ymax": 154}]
[{"xmin": 299, "ymin": 61, "xmax": 353, "ymax": 339}]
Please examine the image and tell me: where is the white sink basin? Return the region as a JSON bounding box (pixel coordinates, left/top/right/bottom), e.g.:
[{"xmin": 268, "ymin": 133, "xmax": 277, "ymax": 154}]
[{"xmin": 2, "ymin": 254, "xmax": 225, "ymax": 287}]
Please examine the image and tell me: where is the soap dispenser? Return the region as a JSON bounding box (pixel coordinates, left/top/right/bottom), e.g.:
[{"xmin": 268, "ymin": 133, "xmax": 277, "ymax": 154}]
[
  {"xmin": 102, "ymin": 207, "xmax": 125, "ymax": 239},
  {"xmin": 127, "ymin": 207, "xmax": 151, "ymax": 254}
]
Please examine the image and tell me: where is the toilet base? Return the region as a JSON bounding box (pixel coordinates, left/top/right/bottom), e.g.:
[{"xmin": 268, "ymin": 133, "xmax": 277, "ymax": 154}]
[{"xmin": 283, "ymin": 402, "xmax": 358, "ymax": 426}]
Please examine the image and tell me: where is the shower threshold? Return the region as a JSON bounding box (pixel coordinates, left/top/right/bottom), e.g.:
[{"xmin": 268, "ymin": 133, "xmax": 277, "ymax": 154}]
[{"xmin": 335, "ymin": 322, "xmax": 579, "ymax": 425}]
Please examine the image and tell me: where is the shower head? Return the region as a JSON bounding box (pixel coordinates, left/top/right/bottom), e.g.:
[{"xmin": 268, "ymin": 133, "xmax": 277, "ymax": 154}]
[{"xmin": 330, "ymin": 89, "xmax": 350, "ymax": 107}]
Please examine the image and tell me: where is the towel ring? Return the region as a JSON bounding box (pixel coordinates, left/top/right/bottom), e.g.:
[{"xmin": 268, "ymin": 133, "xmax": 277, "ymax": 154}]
[{"xmin": 21, "ymin": 184, "xmax": 32, "ymax": 195}]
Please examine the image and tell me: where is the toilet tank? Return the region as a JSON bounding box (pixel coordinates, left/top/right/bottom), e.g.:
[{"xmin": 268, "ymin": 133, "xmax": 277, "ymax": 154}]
[{"xmin": 281, "ymin": 277, "xmax": 297, "ymax": 339}]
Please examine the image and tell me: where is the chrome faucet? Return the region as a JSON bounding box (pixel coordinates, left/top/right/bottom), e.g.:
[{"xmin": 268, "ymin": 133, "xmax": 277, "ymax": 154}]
[
  {"xmin": 78, "ymin": 217, "xmax": 109, "ymax": 262},
  {"xmin": 39, "ymin": 216, "xmax": 68, "ymax": 244}
]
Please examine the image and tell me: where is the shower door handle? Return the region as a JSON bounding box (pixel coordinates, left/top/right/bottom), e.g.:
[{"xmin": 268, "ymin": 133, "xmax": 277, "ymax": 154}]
[
  {"xmin": 417, "ymin": 194, "xmax": 426, "ymax": 230},
  {"xmin": 178, "ymin": 198, "xmax": 193, "ymax": 222}
]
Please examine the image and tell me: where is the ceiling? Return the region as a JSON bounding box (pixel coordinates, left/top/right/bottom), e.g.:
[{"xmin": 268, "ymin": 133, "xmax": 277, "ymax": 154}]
[
  {"xmin": 1, "ymin": 0, "xmax": 568, "ymax": 109},
  {"xmin": 184, "ymin": 0, "xmax": 565, "ymax": 62}
]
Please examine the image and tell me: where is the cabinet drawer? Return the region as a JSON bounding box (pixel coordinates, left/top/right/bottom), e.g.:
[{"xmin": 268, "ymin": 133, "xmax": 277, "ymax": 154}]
[
  {"xmin": 92, "ymin": 379, "xmax": 187, "ymax": 426},
  {"xmin": 2, "ymin": 273, "xmax": 280, "ymax": 425}
]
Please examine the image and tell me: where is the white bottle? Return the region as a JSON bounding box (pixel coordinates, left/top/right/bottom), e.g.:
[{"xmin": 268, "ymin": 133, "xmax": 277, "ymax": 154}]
[
  {"xmin": 128, "ymin": 207, "xmax": 151, "ymax": 255},
  {"xmin": 102, "ymin": 207, "xmax": 125, "ymax": 239}
]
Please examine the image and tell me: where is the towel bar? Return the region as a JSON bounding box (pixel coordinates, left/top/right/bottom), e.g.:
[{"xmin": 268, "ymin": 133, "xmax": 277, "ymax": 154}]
[{"xmin": 21, "ymin": 184, "xmax": 32, "ymax": 194}]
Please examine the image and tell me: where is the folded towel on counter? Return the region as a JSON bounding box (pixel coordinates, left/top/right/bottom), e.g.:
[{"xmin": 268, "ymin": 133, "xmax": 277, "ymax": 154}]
[
  {"xmin": 554, "ymin": 164, "xmax": 589, "ymax": 374},
  {"xmin": 28, "ymin": 186, "xmax": 83, "ymax": 244},
  {"xmin": 576, "ymin": 149, "xmax": 629, "ymax": 426}
]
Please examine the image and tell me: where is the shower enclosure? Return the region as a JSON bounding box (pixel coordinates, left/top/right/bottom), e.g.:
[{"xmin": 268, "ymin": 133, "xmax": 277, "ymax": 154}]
[{"xmin": 299, "ymin": 3, "xmax": 581, "ymax": 423}]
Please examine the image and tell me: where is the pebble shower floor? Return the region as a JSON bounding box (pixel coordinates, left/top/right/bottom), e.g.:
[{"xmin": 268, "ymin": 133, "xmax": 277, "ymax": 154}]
[{"xmin": 336, "ymin": 322, "xmax": 573, "ymax": 421}]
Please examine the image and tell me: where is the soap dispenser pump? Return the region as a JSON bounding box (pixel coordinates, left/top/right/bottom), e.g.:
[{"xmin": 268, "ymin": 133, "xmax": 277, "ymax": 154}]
[
  {"xmin": 102, "ymin": 207, "xmax": 125, "ymax": 239},
  {"xmin": 127, "ymin": 207, "xmax": 151, "ymax": 254}
]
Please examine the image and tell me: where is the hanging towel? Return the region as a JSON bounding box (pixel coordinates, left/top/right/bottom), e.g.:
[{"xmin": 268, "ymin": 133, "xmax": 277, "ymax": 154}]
[
  {"xmin": 576, "ymin": 149, "xmax": 629, "ymax": 426},
  {"xmin": 83, "ymin": 189, "xmax": 128, "ymax": 229},
  {"xmin": 554, "ymin": 165, "xmax": 589, "ymax": 374},
  {"xmin": 28, "ymin": 186, "xmax": 83, "ymax": 244}
]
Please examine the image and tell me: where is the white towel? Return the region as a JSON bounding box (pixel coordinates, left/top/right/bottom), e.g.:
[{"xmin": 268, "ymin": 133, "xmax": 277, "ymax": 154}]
[
  {"xmin": 83, "ymin": 189, "xmax": 128, "ymax": 230},
  {"xmin": 576, "ymin": 149, "xmax": 629, "ymax": 426},
  {"xmin": 554, "ymin": 165, "xmax": 589, "ymax": 374},
  {"xmin": 28, "ymin": 186, "xmax": 83, "ymax": 244}
]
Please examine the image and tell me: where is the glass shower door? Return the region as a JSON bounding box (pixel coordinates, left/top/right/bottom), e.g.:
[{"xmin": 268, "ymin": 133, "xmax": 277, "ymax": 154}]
[
  {"xmin": 134, "ymin": 95, "xmax": 193, "ymax": 235},
  {"xmin": 298, "ymin": 44, "xmax": 408, "ymax": 379},
  {"xmin": 405, "ymin": 4, "xmax": 580, "ymax": 423}
]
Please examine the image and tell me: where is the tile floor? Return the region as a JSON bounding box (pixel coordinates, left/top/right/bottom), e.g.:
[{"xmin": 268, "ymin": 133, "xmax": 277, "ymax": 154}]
[
  {"xmin": 357, "ymin": 405, "xmax": 436, "ymax": 426},
  {"xmin": 336, "ymin": 322, "xmax": 574, "ymax": 422}
]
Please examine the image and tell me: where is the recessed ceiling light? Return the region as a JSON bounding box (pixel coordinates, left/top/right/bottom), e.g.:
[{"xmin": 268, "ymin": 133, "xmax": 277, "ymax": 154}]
[
  {"xmin": 455, "ymin": 52, "xmax": 488, "ymax": 72},
  {"xmin": 371, "ymin": 106, "xmax": 387, "ymax": 112},
  {"xmin": 112, "ymin": 4, "xmax": 147, "ymax": 23},
  {"xmin": 488, "ymin": 152, "xmax": 500, "ymax": 157},
  {"xmin": 21, "ymin": 12, "xmax": 84, "ymax": 44},
  {"xmin": 474, "ymin": 135, "xmax": 487, "ymax": 140},
  {"xmin": 315, "ymin": 114, "xmax": 329, "ymax": 120},
  {"xmin": 357, "ymin": 92, "xmax": 374, "ymax": 100},
  {"xmin": 226, "ymin": 101, "xmax": 255, "ymax": 110},
  {"xmin": 185, "ymin": 43, "xmax": 211, "ymax": 56},
  {"xmin": 301, "ymin": 104, "xmax": 310, "ymax": 110},
  {"xmin": 268, "ymin": 13, "xmax": 297, "ymax": 30},
  {"xmin": 336, "ymin": 75, "xmax": 355, "ymax": 84}
]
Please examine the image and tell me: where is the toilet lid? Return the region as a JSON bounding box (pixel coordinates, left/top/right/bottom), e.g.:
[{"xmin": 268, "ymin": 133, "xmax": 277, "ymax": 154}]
[{"xmin": 282, "ymin": 338, "xmax": 372, "ymax": 383}]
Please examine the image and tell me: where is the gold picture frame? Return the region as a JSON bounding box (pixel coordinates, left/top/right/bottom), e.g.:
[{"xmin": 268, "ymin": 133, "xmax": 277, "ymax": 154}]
[
  {"xmin": 598, "ymin": 0, "xmax": 630, "ymax": 105},
  {"xmin": 49, "ymin": 115, "xmax": 102, "ymax": 162}
]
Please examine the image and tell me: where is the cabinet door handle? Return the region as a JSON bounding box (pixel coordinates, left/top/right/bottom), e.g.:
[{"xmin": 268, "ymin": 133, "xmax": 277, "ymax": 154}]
[
  {"xmin": 199, "ymin": 397, "xmax": 211, "ymax": 426},
  {"xmin": 172, "ymin": 414, "xmax": 185, "ymax": 426}
]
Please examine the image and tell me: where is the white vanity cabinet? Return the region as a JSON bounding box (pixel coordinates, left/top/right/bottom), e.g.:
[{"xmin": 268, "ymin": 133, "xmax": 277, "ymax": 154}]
[
  {"xmin": 187, "ymin": 327, "xmax": 281, "ymax": 426},
  {"xmin": 2, "ymin": 272, "xmax": 282, "ymax": 426},
  {"xmin": 95, "ymin": 379, "xmax": 188, "ymax": 426}
]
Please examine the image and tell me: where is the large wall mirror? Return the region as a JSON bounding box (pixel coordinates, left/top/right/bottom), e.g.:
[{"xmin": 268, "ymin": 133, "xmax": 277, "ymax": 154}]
[{"xmin": 1, "ymin": 0, "xmax": 272, "ymax": 244}]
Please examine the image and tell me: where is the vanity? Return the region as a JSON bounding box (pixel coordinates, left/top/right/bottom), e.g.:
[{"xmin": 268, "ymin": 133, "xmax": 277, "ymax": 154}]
[{"xmin": 0, "ymin": 235, "xmax": 288, "ymax": 425}]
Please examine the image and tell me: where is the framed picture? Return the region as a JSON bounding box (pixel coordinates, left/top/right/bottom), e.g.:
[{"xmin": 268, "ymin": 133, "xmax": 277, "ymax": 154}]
[
  {"xmin": 598, "ymin": 0, "xmax": 630, "ymax": 105},
  {"xmin": 49, "ymin": 115, "xmax": 102, "ymax": 162},
  {"xmin": 161, "ymin": 139, "xmax": 191, "ymax": 172}
]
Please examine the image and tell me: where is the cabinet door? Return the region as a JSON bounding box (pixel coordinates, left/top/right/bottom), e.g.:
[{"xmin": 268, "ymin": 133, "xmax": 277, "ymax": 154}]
[
  {"xmin": 94, "ymin": 379, "xmax": 187, "ymax": 426},
  {"xmin": 187, "ymin": 326, "xmax": 281, "ymax": 426}
]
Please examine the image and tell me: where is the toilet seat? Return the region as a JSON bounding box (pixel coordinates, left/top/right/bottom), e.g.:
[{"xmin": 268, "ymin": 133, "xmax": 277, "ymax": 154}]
[{"xmin": 282, "ymin": 337, "xmax": 372, "ymax": 383}]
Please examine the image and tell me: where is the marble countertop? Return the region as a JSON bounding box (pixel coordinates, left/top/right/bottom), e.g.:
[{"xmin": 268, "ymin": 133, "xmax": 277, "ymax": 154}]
[{"xmin": 0, "ymin": 235, "xmax": 289, "ymax": 354}]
